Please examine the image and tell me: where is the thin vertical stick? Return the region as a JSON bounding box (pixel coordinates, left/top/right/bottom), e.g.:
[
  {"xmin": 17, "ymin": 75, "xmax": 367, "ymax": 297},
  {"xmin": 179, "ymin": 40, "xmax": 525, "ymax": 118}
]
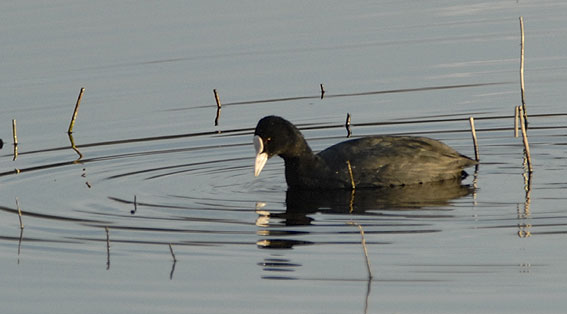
[
  {"xmin": 12, "ymin": 119, "xmax": 18, "ymax": 161},
  {"xmin": 17, "ymin": 228, "xmax": 24, "ymax": 262},
  {"xmin": 105, "ymin": 226, "xmax": 111, "ymax": 270},
  {"xmin": 518, "ymin": 106, "xmax": 533, "ymax": 173},
  {"xmin": 514, "ymin": 106, "xmax": 519, "ymax": 138},
  {"xmin": 168, "ymin": 243, "xmax": 177, "ymax": 262},
  {"xmin": 346, "ymin": 160, "xmax": 355, "ymax": 190},
  {"xmin": 131, "ymin": 195, "xmax": 138, "ymax": 214},
  {"xmin": 67, "ymin": 133, "xmax": 83, "ymax": 161},
  {"xmin": 15, "ymin": 197, "xmax": 24, "ymax": 229},
  {"xmin": 214, "ymin": 107, "xmax": 221, "ymax": 126},
  {"xmin": 213, "ymin": 89, "xmax": 222, "ymax": 126},
  {"xmin": 320, "ymin": 83, "xmax": 325, "ymax": 99},
  {"xmin": 68, "ymin": 87, "xmax": 85, "ymax": 134},
  {"xmin": 469, "ymin": 117, "xmax": 479, "ymax": 161},
  {"xmin": 213, "ymin": 89, "xmax": 222, "ymax": 109},
  {"xmin": 348, "ymin": 222, "xmax": 373, "ymax": 280},
  {"xmin": 12, "ymin": 119, "xmax": 18, "ymax": 145},
  {"xmin": 519, "ymin": 17, "xmax": 528, "ymax": 128},
  {"xmin": 345, "ymin": 113, "xmax": 352, "ymax": 138}
]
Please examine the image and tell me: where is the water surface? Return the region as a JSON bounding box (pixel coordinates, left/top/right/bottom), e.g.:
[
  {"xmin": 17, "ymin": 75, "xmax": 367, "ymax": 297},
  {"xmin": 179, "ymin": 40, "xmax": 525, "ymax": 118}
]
[{"xmin": 2, "ymin": 1, "xmax": 567, "ymax": 313}]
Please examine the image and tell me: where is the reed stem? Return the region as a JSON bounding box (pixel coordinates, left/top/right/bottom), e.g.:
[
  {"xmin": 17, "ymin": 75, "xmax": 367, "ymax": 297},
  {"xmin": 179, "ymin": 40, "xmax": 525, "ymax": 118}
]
[
  {"xmin": 519, "ymin": 17, "xmax": 528, "ymax": 128},
  {"xmin": 16, "ymin": 197, "xmax": 24, "ymax": 229},
  {"xmin": 12, "ymin": 119, "xmax": 18, "ymax": 161},
  {"xmin": 105, "ymin": 226, "xmax": 111, "ymax": 270},
  {"xmin": 346, "ymin": 160, "xmax": 355, "ymax": 190},
  {"xmin": 348, "ymin": 222, "xmax": 373, "ymax": 280},
  {"xmin": 12, "ymin": 119, "xmax": 18, "ymax": 145},
  {"xmin": 213, "ymin": 89, "xmax": 222, "ymax": 126},
  {"xmin": 469, "ymin": 117, "xmax": 479, "ymax": 161},
  {"xmin": 68, "ymin": 87, "xmax": 85, "ymax": 134},
  {"xmin": 514, "ymin": 106, "xmax": 519, "ymax": 138},
  {"xmin": 169, "ymin": 243, "xmax": 177, "ymax": 262},
  {"xmin": 345, "ymin": 113, "xmax": 352, "ymax": 138},
  {"xmin": 518, "ymin": 106, "xmax": 533, "ymax": 173}
]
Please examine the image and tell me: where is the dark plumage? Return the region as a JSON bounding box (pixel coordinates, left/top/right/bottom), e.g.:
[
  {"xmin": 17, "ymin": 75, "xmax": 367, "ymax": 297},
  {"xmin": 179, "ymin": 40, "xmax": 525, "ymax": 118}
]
[{"xmin": 254, "ymin": 116, "xmax": 477, "ymax": 190}]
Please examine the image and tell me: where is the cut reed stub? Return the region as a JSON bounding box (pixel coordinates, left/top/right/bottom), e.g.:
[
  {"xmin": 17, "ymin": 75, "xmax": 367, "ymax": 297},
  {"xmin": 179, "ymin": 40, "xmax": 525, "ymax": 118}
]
[
  {"xmin": 514, "ymin": 106, "xmax": 519, "ymax": 138},
  {"xmin": 469, "ymin": 117, "xmax": 479, "ymax": 161},
  {"xmin": 347, "ymin": 221, "xmax": 373, "ymax": 280},
  {"xmin": 345, "ymin": 113, "xmax": 352, "ymax": 138},
  {"xmin": 213, "ymin": 89, "xmax": 222, "ymax": 108},
  {"xmin": 518, "ymin": 106, "xmax": 533, "ymax": 173},
  {"xmin": 12, "ymin": 119, "xmax": 18, "ymax": 161},
  {"xmin": 68, "ymin": 87, "xmax": 85, "ymax": 134},
  {"xmin": 346, "ymin": 160, "xmax": 356, "ymax": 190},
  {"xmin": 214, "ymin": 107, "xmax": 222, "ymax": 126},
  {"xmin": 16, "ymin": 197, "xmax": 24, "ymax": 230},
  {"xmin": 12, "ymin": 119, "xmax": 18, "ymax": 145},
  {"xmin": 519, "ymin": 16, "xmax": 528, "ymax": 129},
  {"xmin": 131, "ymin": 195, "xmax": 138, "ymax": 214},
  {"xmin": 169, "ymin": 243, "xmax": 177, "ymax": 262},
  {"xmin": 213, "ymin": 89, "xmax": 222, "ymax": 126}
]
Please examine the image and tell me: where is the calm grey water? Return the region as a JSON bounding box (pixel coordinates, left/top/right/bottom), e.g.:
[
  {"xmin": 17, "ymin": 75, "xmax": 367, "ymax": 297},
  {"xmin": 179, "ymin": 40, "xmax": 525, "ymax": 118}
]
[{"xmin": 2, "ymin": 1, "xmax": 567, "ymax": 313}]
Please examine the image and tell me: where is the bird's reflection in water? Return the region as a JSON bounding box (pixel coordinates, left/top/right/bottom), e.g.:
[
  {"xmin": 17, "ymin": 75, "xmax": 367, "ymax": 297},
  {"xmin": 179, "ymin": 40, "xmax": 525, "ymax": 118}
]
[
  {"xmin": 257, "ymin": 179, "xmax": 474, "ymax": 245},
  {"xmin": 256, "ymin": 180, "xmax": 475, "ymax": 279}
]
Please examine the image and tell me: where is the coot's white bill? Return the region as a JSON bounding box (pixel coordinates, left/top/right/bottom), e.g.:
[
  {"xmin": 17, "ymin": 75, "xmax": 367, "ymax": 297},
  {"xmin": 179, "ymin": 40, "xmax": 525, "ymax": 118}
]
[{"xmin": 254, "ymin": 135, "xmax": 268, "ymax": 176}]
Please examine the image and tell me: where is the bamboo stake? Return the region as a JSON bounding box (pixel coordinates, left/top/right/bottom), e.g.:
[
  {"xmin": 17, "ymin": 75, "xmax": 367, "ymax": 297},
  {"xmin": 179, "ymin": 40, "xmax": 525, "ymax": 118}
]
[
  {"xmin": 519, "ymin": 17, "xmax": 528, "ymax": 128},
  {"xmin": 68, "ymin": 87, "xmax": 85, "ymax": 134},
  {"xmin": 518, "ymin": 106, "xmax": 533, "ymax": 173},
  {"xmin": 469, "ymin": 117, "xmax": 479, "ymax": 161}
]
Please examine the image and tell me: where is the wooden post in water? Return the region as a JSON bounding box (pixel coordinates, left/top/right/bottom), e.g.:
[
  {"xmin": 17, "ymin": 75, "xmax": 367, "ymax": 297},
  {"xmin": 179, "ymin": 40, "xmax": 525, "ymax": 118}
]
[
  {"xmin": 469, "ymin": 117, "xmax": 479, "ymax": 161},
  {"xmin": 68, "ymin": 87, "xmax": 85, "ymax": 134},
  {"xmin": 320, "ymin": 83, "xmax": 325, "ymax": 99}
]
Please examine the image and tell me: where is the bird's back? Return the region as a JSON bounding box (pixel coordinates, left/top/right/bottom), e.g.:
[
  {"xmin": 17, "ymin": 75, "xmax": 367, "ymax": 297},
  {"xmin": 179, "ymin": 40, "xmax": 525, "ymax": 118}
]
[{"xmin": 316, "ymin": 136, "xmax": 477, "ymax": 188}]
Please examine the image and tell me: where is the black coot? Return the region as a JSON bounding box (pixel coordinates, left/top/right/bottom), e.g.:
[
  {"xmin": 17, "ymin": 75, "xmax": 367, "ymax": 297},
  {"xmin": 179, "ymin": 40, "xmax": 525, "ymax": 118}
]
[{"xmin": 254, "ymin": 116, "xmax": 477, "ymax": 190}]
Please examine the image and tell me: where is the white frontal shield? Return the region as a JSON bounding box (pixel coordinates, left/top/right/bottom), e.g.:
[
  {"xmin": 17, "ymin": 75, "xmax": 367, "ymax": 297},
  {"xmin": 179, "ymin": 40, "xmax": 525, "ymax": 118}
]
[{"xmin": 254, "ymin": 135, "xmax": 268, "ymax": 176}]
